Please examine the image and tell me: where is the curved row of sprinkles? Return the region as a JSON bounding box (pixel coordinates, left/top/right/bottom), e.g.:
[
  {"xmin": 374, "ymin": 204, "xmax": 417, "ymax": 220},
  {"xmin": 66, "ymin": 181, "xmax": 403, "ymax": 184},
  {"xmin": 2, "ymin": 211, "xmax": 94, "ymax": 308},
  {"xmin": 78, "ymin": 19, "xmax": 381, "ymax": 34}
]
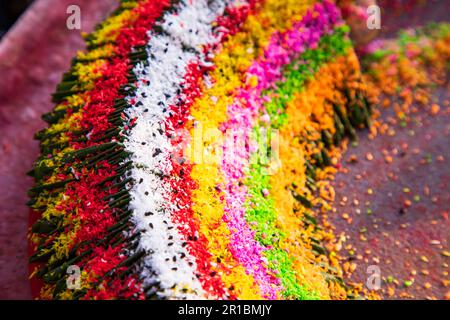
[
  {"xmin": 218, "ymin": 3, "xmax": 346, "ymax": 300},
  {"xmin": 246, "ymin": 36, "xmax": 371, "ymax": 299},
  {"xmin": 28, "ymin": 0, "xmax": 371, "ymax": 299},
  {"xmin": 123, "ymin": 0, "xmax": 250, "ymax": 300}
]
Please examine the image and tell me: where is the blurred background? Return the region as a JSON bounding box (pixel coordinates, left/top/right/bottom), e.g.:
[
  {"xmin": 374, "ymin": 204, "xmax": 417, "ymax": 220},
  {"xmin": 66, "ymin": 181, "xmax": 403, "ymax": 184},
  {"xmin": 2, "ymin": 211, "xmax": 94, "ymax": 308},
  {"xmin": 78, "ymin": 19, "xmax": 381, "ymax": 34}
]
[{"xmin": 0, "ymin": 0, "xmax": 34, "ymax": 39}]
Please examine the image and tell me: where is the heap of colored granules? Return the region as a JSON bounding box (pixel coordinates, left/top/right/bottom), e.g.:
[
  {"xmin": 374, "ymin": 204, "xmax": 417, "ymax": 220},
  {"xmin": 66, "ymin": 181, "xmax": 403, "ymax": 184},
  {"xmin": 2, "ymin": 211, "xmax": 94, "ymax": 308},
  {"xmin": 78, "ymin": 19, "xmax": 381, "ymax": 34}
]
[{"xmin": 27, "ymin": 0, "xmax": 372, "ymax": 299}]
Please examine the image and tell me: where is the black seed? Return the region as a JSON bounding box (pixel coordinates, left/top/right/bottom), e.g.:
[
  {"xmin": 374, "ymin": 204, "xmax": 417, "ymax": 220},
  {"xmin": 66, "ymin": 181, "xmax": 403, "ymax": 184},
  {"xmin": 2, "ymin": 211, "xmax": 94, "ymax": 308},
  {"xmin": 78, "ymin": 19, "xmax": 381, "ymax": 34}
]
[
  {"xmin": 168, "ymin": 242, "xmax": 174, "ymax": 246},
  {"xmin": 149, "ymin": 223, "xmax": 153, "ymax": 229},
  {"xmin": 153, "ymin": 148, "xmax": 162, "ymax": 157},
  {"xmin": 145, "ymin": 191, "xmax": 149, "ymax": 196},
  {"xmin": 144, "ymin": 211, "xmax": 153, "ymax": 216},
  {"xmin": 210, "ymin": 271, "xmax": 216, "ymax": 277},
  {"xmin": 144, "ymin": 108, "xmax": 149, "ymax": 112}
]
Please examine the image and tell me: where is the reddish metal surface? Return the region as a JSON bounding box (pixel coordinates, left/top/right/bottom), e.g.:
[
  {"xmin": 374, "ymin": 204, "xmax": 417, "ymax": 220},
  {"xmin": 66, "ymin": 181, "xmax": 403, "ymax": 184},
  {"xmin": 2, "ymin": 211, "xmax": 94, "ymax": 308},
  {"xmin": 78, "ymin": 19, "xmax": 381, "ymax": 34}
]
[{"xmin": 0, "ymin": 0, "xmax": 117, "ymax": 299}]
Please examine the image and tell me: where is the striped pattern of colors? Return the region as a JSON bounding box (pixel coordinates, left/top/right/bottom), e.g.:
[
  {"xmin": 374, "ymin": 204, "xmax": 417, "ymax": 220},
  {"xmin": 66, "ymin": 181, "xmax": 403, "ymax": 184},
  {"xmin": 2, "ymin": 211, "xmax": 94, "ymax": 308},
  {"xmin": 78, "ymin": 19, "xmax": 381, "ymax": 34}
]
[{"xmin": 28, "ymin": 0, "xmax": 371, "ymax": 300}]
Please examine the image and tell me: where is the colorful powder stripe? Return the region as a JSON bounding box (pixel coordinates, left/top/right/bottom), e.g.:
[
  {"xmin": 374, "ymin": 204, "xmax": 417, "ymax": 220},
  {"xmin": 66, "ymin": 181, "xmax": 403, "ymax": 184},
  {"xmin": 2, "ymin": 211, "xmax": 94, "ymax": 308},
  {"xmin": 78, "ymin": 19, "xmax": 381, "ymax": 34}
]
[
  {"xmin": 29, "ymin": 0, "xmax": 173, "ymax": 299},
  {"xmin": 268, "ymin": 52, "xmax": 369, "ymax": 300},
  {"xmin": 64, "ymin": 1, "xmax": 176, "ymax": 299},
  {"xmin": 187, "ymin": 0, "xmax": 320, "ymax": 300},
  {"xmin": 124, "ymin": 0, "xmax": 245, "ymax": 299},
  {"xmin": 151, "ymin": 0, "xmax": 261, "ymax": 300},
  {"xmin": 244, "ymin": 27, "xmax": 359, "ymax": 299},
  {"xmin": 218, "ymin": 1, "xmax": 342, "ymax": 300},
  {"xmin": 28, "ymin": 0, "xmax": 371, "ymax": 300}
]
